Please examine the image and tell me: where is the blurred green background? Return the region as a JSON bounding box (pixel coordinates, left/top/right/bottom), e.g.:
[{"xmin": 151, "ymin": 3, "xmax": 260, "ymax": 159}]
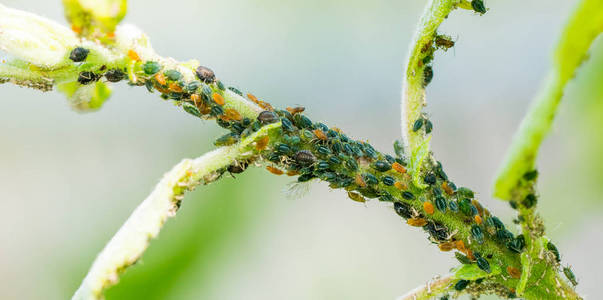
[{"xmin": 0, "ymin": 0, "xmax": 601, "ymax": 299}]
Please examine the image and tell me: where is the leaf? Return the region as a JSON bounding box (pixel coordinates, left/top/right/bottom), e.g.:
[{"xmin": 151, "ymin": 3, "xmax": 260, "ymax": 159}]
[
  {"xmin": 493, "ymin": 0, "xmax": 603, "ymax": 200},
  {"xmin": 453, "ymin": 262, "xmax": 501, "ymax": 281}
]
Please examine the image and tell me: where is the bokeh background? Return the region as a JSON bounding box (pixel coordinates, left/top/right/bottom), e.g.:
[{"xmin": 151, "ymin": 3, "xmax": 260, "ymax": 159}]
[{"xmin": 1, "ymin": 0, "xmax": 602, "ymax": 299}]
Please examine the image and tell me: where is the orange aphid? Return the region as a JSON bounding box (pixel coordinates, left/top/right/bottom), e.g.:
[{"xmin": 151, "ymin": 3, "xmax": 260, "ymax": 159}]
[
  {"xmin": 392, "ymin": 162, "xmax": 406, "ymax": 174},
  {"xmin": 313, "ymin": 129, "xmax": 327, "ymax": 141},
  {"xmin": 224, "ymin": 108, "xmax": 242, "ymax": 121},
  {"xmin": 394, "ymin": 181, "xmax": 407, "ymax": 190},
  {"xmin": 474, "ymin": 215, "xmax": 483, "ymax": 225},
  {"xmin": 212, "ymin": 93, "xmax": 225, "ymax": 105},
  {"xmin": 456, "ymin": 240, "xmax": 467, "ymax": 253},
  {"xmin": 169, "ymin": 82, "xmax": 183, "ymax": 93},
  {"xmin": 466, "ymin": 249, "xmax": 475, "ymax": 260},
  {"xmin": 442, "ymin": 181, "xmax": 454, "ymax": 195},
  {"xmin": 255, "ymin": 135, "xmax": 270, "ymax": 151},
  {"xmin": 355, "ymin": 174, "xmax": 367, "ymax": 188},
  {"xmin": 190, "ymin": 94, "xmax": 201, "ymax": 105},
  {"xmin": 266, "ymin": 166, "xmax": 283, "ymax": 175},
  {"xmin": 407, "ymin": 218, "xmax": 428, "ymax": 227},
  {"xmin": 423, "ymin": 202, "xmax": 435, "ymax": 214},
  {"xmin": 438, "ymin": 241, "xmax": 456, "ymax": 252},
  {"xmin": 507, "ymin": 266, "xmax": 521, "ymax": 279},
  {"xmin": 128, "ymin": 49, "xmax": 141, "ymax": 61},
  {"xmin": 286, "ymin": 106, "xmax": 305, "ymax": 115},
  {"xmin": 154, "ymin": 73, "xmax": 166, "ymax": 86},
  {"xmin": 247, "ymin": 93, "xmax": 258, "ymax": 102},
  {"xmin": 286, "ymin": 170, "xmax": 299, "ymax": 176},
  {"xmin": 258, "ymin": 100, "xmax": 274, "ymax": 111}
]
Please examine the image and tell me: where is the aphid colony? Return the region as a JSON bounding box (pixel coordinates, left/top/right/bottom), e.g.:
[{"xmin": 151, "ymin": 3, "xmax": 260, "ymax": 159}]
[
  {"xmin": 70, "ymin": 47, "xmax": 127, "ymax": 85},
  {"xmin": 75, "ymin": 46, "xmax": 529, "ymax": 290}
]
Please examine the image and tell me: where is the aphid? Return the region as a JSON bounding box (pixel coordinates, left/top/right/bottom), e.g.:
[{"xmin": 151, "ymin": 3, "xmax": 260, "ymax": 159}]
[
  {"xmin": 283, "ymin": 135, "xmax": 301, "ymax": 145},
  {"xmin": 164, "ymin": 70, "xmax": 182, "ymax": 81},
  {"xmin": 294, "ymin": 115, "xmax": 313, "ymax": 129},
  {"xmin": 455, "ymin": 252, "xmax": 472, "ymax": 264},
  {"xmin": 228, "ymin": 86, "xmax": 242, "ymax": 96},
  {"xmin": 563, "ymin": 266, "xmax": 578, "ymax": 286},
  {"xmin": 275, "ymin": 143, "xmax": 291, "ymax": 155},
  {"xmin": 127, "ymin": 49, "xmax": 141, "ymax": 61},
  {"xmin": 379, "ymin": 191, "xmax": 394, "ymax": 202},
  {"xmin": 456, "ymin": 187, "xmax": 474, "ymax": 198},
  {"xmin": 355, "ymin": 174, "xmax": 367, "ymax": 188},
  {"xmin": 195, "ymin": 66, "xmax": 215, "ymax": 83},
  {"xmin": 490, "ymin": 216, "xmax": 505, "ymax": 230},
  {"xmin": 476, "ymin": 256, "xmax": 491, "ymax": 273},
  {"xmin": 257, "ymin": 111, "xmax": 279, "ymax": 124},
  {"xmin": 286, "ymin": 106, "xmax": 305, "ymax": 115},
  {"xmin": 298, "ymin": 173, "xmax": 315, "ymax": 182},
  {"xmin": 507, "ymin": 266, "xmax": 521, "ymax": 279},
  {"xmin": 407, "ymin": 218, "xmax": 427, "ymax": 227},
  {"xmin": 393, "ymin": 140, "xmax": 404, "ymax": 157},
  {"xmin": 266, "ymin": 165, "xmax": 284, "ymax": 175},
  {"xmin": 423, "ymin": 66, "xmax": 433, "ymax": 87},
  {"xmin": 212, "ymin": 93, "xmax": 225, "ymax": 105},
  {"xmin": 523, "ymin": 169, "xmax": 538, "ymax": 180},
  {"xmin": 424, "ymin": 119, "xmax": 433, "ymax": 134},
  {"xmin": 77, "ymin": 71, "xmax": 99, "ymax": 85},
  {"xmin": 154, "ymin": 72, "xmax": 167, "ymax": 86},
  {"xmin": 471, "ymin": 199, "xmax": 484, "ymax": 215},
  {"xmin": 210, "ymin": 105, "xmax": 224, "ymax": 116},
  {"xmin": 308, "ymin": 129, "xmax": 326, "ymax": 142},
  {"xmin": 348, "ymin": 191, "xmax": 366, "ymax": 203},
  {"xmin": 363, "ymin": 173, "xmax": 379, "ymax": 185},
  {"xmin": 471, "ymin": 0, "xmax": 487, "ymax": 14},
  {"xmin": 294, "ymin": 150, "xmax": 316, "ymax": 165},
  {"xmin": 412, "ymin": 118, "xmax": 424, "ymax": 132},
  {"xmin": 506, "ymin": 237, "xmax": 524, "ymax": 253},
  {"xmin": 434, "ymin": 35, "xmax": 455, "ymax": 49},
  {"xmin": 223, "ymin": 108, "xmax": 242, "ymax": 121},
  {"xmin": 328, "ymin": 156, "xmax": 341, "ymax": 165},
  {"xmin": 455, "ymin": 240, "xmax": 467, "ymax": 253},
  {"xmin": 182, "ymin": 102, "xmax": 201, "ymax": 117},
  {"xmin": 432, "ymin": 187, "xmax": 442, "ymax": 197},
  {"xmin": 281, "ymin": 118, "xmax": 296, "ymax": 132},
  {"xmin": 471, "ymin": 225, "xmax": 484, "ymax": 244},
  {"xmin": 327, "ymin": 129, "xmax": 339, "ymax": 139},
  {"xmin": 448, "ymin": 200, "xmax": 459, "ymax": 212},
  {"xmin": 424, "ymin": 221, "xmax": 448, "ymax": 241},
  {"xmin": 227, "ymin": 161, "xmax": 248, "ymax": 174},
  {"xmin": 247, "ymin": 93, "xmax": 258, "ymax": 102},
  {"xmin": 474, "ymin": 215, "xmax": 483, "ymax": 225},
  {"xmin": 214, "ymin": 132, "xmax": 239, "ymax": 146},
  {"xmin": 459, "ymin": 198, "xmax": 473, "ymax": 216},
  {"xmin": 286, "ymin": 170, "xmax": 299, "ymax": 176},
  {"xmin": 143, "ymin": 61, "xmax": 161, "ymax": 75},
  {"xmin": 424, "ymin": 173, "xmax": 437, "ymax": 185},
  {"xmin": 438, "ymin": 241, "xmax": 456, "ymax": 252},
  {"xmin": 331, "ymin": 141, "xmax": 343, "ymax": 153},
  {"xmin": 344, "ymin": 159, "xmax": 358, "ymax": 171},
  {"xmin": 392, "ymin": 162, "xmax": 406, "ymax": 174},
  {"xmin": 454, "ymin": 280, "xmax": 470, "ymax": 291},
  {"xmin": 104, "ymin": 69, "xmax": 125, "ymax": 82},
  {"xmin": 382, "ymin": 176, "xmax": 395, "ymax": 186},
  {"xmin": 316, "ymin": 146, "xmax": 332, "ymax": 156},
  {"xmin": 316, "ymin": 161, "xmax": 330, "ymax": 170},
  {"xmin": 372, "ymin": 161, "xmax": 391, "ymax": 172},
  {"xmin": 522, "ymin": 194, "xmax": 537, "ymax": 208},
  {"xmin": 394, "ymin": 202, "xmax": 413, "ymax": 219},
  {"xmin": 435, "ymin": 196, "xmax": 447, "ymax": 212},
  {"xmin": 423, "ymin": 202, "xmax": 435, "ymax": 215},
  {"xmin": 394, "ymin": 181, "xmax": 407, "ymax": 190},
  {"xmin": 168, "ymin": 82, "xmax": 183, "ymax": 93},
  {"xmin": 216, "ymin": 81, "xmax": 225, "ymax": 90},
  {"xmin": 402, "ymin": 191, "xmax": 415, "ymax": 200},
  {"xmin": 69, "ymin": 47, "xmax": 89, "ymax": 62},
  {"xmin": 546, "ymin": 241, "xmax": 561, "ymax": 263}
]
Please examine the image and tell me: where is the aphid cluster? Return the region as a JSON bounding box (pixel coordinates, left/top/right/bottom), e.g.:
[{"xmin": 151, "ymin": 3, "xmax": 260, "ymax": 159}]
[{"xmin": 70, "ymin": 47, "xmax": 128, "ymax": 86}]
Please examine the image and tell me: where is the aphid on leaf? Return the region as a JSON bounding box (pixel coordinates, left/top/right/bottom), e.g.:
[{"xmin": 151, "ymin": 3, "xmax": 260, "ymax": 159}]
[
  {"xmin": 454, "ymin": 280, "xmax": 470, "ymax": 291},
  {"xmin": 355, "ymin": 174, "xmax": 367, "ymax": 188},
  {"xmin": 363, "ymin": 173, "xmax": 379, "ymax": 185},
  {"xmin": 294, "ymin": 150, "xmax": 316, "ymax": 166},
  {"xmin": 455, "ymin": 252, "xmax": 472, "ymax": 265},
  {"xmin": 257, "ymin": 111, "xmax": 279, "ymax": 124},
  {"xmin": 546, "ymin": 241, "xmax": 561, "ymax": 263},
  {"xmin": 423, "ymin": 202, "xmax": 435, "ymax": 215},
  {"xmin": 522, "ymin": 194, "xmax": 537, "ymax": 208},
  {"xmin": 228, "ymin": 86, "xmax": 242, "ymax": 96},
  {"xmin": 143, "ymin": 61, "xmax": 161, "ymax": 75},
  {"xmin": 435, "ymin": 196, "xmax": 447, "ymax": 212},
  {"xmin": 392, "ymin": 162, "xmax": 406, "ymax": 174},
  {"xmin": 212, "ymin": 93, "xmax": 225, "ymax": 105},
  {"xmin": 412, "ymin": 118, "xmax": 424, "ymax": 132},
  {"xmin": 563, "ymin": 266, "xmax": 578, "ymax": 286},
  {"xmin": 382, "ymin": 176, "xmax": 395, "ymax": 186},
  {"xmin": 471, "ymin": 0, "xmax": 487, "ymax": 14},
  {"xmin": 127, "ymin": 49, "xmax": 141, "ymax": 61},
  {"xmin": 77, "ymin": 71, "xmax": 99, "ymax": 85},
  {"xmin": 104, "ymin": 69, "xmax": 125, "ymax": 82},
  {"xmin": 164, "ymin": 69, "xmax": 182, "ymax": 81},
  {"xmin": 423, "ymin": 66, "xmax": 433, "ymax": 87},
  {"xmin": 214, "ymin": 133, "xmax": 239, "ymax": 146},
  {"xmin": 507, "ymin": 266, "xmax": 521, "ymax": 279},
  {"xmin": 223, "ymin": 108, "xmax": 242, "ymax": 121},
  {"xmin": 394, "ymin": 202, "xmax": 413, "ymax": 219},
  {"xmin": 455, "ymin": 240, "xmax": 467, "ymax": 253},
  {"xmin": 402, "ymin": 191, "xmax": 415, "ymax": 200},
  {"xmin": 227, "ymin": 161, "xmax": 248, "ymax": 174},
  {"xmin": 313, "ymin": 129, "xmax": 327, "ymax": 141},
  {"xmin": 424, "ymin": 173, "xmax": 437, "ymax": 185},
  {"xmin": 424, "ymin": 119, "xmax": 433, "ymax": 134},
  {"xmin": 216, "ymin": 81, "xmax": 225, "ymax": 90},
  {"xmin": 471, "ymin": 225, "xmax": 484, "ymax": 244},
  {"xmin": 373, "ymin": 161, "xmax": 391, "ymax": 172},
  {"xmin": 448, "ymin": 200, "xmax": 459, "ymax": 212},
  {"xmin": 476, "ymin": 255, "xmax": 491, "ymax": 273},
  {"xmin": 438, "ymin": 241, "xmax": 456, "ymax": 252},
  {"xmin": 266, "ymin": 165, "xmax": 284, "ymax": 175},
  {"xmin": 523, "ymin": 169, "xmax": 539, "ymax": 180},
  {"xmin": 394, "ymin": 181, "xmax": 407, "ymax": 190},
  {"xmin": 168, "ymin": 82, "xmax": 183, "ymax": 93},
  {"xmin": 434, "ymin": 35, "xmax": 455, "ymax": 49},
  {"xmin": 182, "ymin": 102, "xmax": 201, "ymax": 118},
  {"xmin": 195, "ymin": 66, "xmax": 215, "ymax": 83},
  {"xmin": 154, "ymin": 72, "xmax": 167, "ymax": 86},
  {"xmin": 474, "ymin": 215, "xmax": 483, "ymax": 225},
  {"xmin": 69, "ymin": 47, "xmax": 89, "ymax": 62}
]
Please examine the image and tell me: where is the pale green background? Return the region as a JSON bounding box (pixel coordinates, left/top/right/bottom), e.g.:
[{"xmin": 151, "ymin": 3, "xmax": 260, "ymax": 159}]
[{"xmin": 0, "ymin": 0, "xmax": 602, "ymax": 299}]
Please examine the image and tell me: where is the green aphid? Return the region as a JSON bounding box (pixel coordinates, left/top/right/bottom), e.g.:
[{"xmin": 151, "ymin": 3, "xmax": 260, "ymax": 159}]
[
  {"xmin": 210, "ymin": 105, "xmax": 224, "ymax": 116},
  {"xmin": 522, "ymin": 194, "xmax": 537, "ymax": 208},
  {"xmin": 412, "ymin": 118, "xmax": 424, "ymax": 132},
  {"xmin": 471, "ymin": 0, "xmax": 487, "ymax": 14},
  {"xmin": 275, "ymin": 143, "xmax": 291, "ymax": 155},
  {"xmin": 547, "ymin": 241, "xmax": 561, "ymax": 263},
  {"xmin": 393, "ymin": 140, "xmax": 404, "ymax": 157},
  {"xmin": 301, "ymin": 129, "xmax": 314, "ymax": 140},
  {"xmin": 423, "ymin": 66, "xmax": 433, "ymax": 87},
  {"xmin": 454, "ymin": 279, "xmax": 470, "ymax": 291},
  {"xmin": 379, "ymin": 191, "xmax": 394, "ymax": 202},
  {"xmin": 344, "ymin": 159, "xmax": 358, "ymax": 171},
  {"xmin": 434, "ymin": 196, "xmax": 447, "ymax": 212},
  {"xmin": 523, "ymin": 169, "xmax": 539, "ymax": 180},
  {"xmin": 319, "ymin": 172, "xmax": 337, "ymax": 182},
  {"xmin": 216, "ymin": 80, "xmax": 225, "ymax": 90},
  {"xmin": 316, "ymin": 146, "xmax": 332, "ymax": 156},
  {"xmin": 143, "ymin": 61, "xmax": 161, "ymax": 75},
  {"xmin": 182, "ymin": 102, "xmax": 201, "ymax": 118},
  {"xmin": 456, "ymin": 187, "xmax": 474, "ymax": 198},
  {"xmin": 459, "ymin": 198, "xmax": 473, "ymax": 216},
  {"xmin": 316, "ymin": 161, "xmax": 330, "ymax": 170},
  {"xmin": 382, "ymin": 176, "xmax": 395, "ymax": 186},
  {"xmin": 363, "ymin": 173, "xmax": 379, "ymax": 185},
  {"xmin": 563, "ymin": 266, "xmax": 578, "ymax": 286},
  {"xmin": 402, "ymin": 191, "xmax": 415, "ymax": 200},
  {"xmin": 455, "ymin": 252, "xmax": 472, "ymax": 264},
  {"xmin": 471, "ymin": 225, "xmax": 484, "ymax": 244},
  {"xmin": 228, "ymin": 86, "xmax": 242, "ymax": 96},
  {"xmin": 298, "ymin": 173, "xmax": 315, "ymax": 182},
  {"xmin": 476, "ymin": 257, "xmax": 491, "ymax": 273},
  {"xmin": 425, "ymin": 119, "xmax": 433, "ymax": 134},
  {"xmin": 164, "ymin": 69, "xmax": 182, "ymax": 81},
  {"xmin": 202, "ymin": 85, "xmax": 213, "ymax": 99},
  {"xmin": 186, "ymin": 81, "xmax": 202, "ymax": 93},
  {"xmin": 284, "ymin": 135, "xmax": 301, "ymax": 145},
  {"xmin": 328, "ymin": 156, "xmax": 341, "ymax": 166},
  {"xmin": 373, "ymin": 161, "xmax": 391, "ymax": 172},
  {"xmin": 448, "ymin": 200, "xmax": 459, "ymax": 212},
  {"xmin": 294, "ymin": 114, "xmax": 313, "ymax": 129},
  {"xmin": 214, "ymin": 132, "xmax": 240, "ymax": 146}
]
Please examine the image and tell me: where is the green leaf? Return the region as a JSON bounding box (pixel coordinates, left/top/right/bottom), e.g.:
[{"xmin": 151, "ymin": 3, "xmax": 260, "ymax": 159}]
[
  {"xmin": 493, "ymin": 0, "xmax": 603, "ymax": 200},
  {"xmin": 453, "ymin": 262, "xmax": 501, "ymax": 281}
]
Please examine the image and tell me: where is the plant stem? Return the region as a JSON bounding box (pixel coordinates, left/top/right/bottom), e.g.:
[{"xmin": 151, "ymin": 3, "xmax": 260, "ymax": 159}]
[{"xmin": 397, "ymin": 274, "xmax": 454, "ymax": 300}]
